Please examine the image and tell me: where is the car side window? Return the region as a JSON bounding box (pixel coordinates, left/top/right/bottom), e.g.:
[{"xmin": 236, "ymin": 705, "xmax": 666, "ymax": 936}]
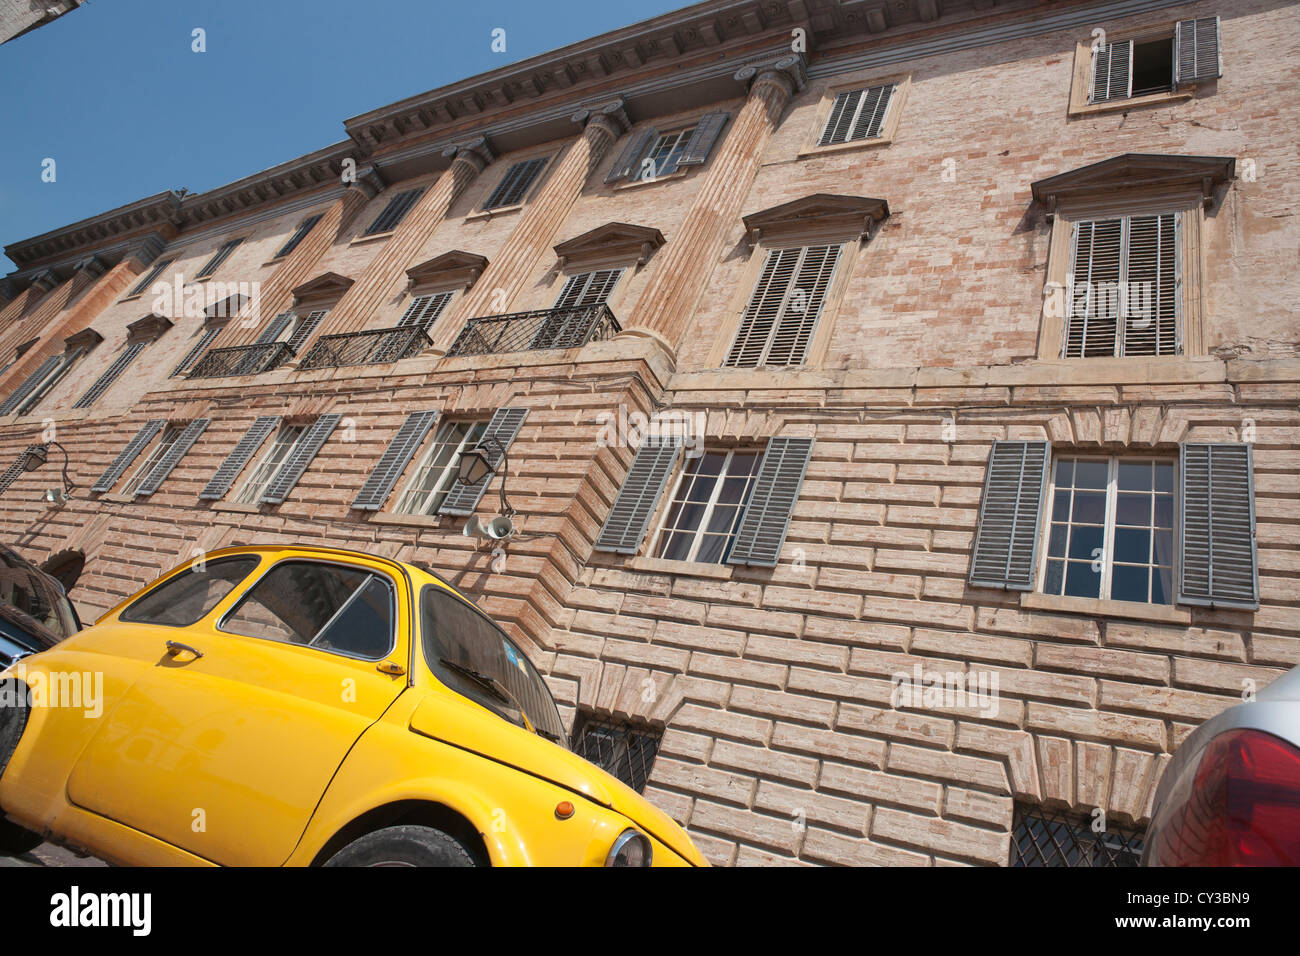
[
  {"xmin": 120, "ymin": 557, "xmax": 259, "ymax": 627},
  {"xmin": 421, "ymin": 586, "xmax": 566, "ymax": 745},
  {"xmin": 220, "ymin": 560, "xmax": 394, "ymax": 660}
]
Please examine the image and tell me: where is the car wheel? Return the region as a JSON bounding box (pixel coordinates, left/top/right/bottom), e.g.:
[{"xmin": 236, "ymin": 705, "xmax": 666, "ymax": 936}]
[
  {"xmin": 0, "ymin": 680, "xmax": 43, "ymax": 855},
  {"xmin": 324, "ymin": 825, "xmax": 478, "ymax": 867}
]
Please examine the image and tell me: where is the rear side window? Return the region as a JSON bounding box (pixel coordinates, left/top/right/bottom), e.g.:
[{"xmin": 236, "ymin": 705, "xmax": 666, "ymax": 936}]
[
  {"xmin": 421, "ymin": 586, "xmax": 566, "ymax": 746},
  {"xmin": 120, "ymin": 557, "xmax": 259, "ymax": 627},
  {"xmin": 221, "ymin": 560, "xmax": 394, "ymax": 660}
]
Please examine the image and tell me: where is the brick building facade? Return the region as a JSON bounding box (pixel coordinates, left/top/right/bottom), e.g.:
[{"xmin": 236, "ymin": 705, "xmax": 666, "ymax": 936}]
[{"xmin": 1, "ymin": 0, "xmax": 1296, "ymax": 866}]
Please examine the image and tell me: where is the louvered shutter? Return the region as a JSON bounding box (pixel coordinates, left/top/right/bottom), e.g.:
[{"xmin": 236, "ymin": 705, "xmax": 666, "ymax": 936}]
[
  {"xmin": 199, "ymin": 415, "xmax": 280, "ymax": 500},
  {"xmin": 398, "ymin": 292, "xmax": 454, "ymax": 330},
  {"xmin": 171, "ymin": 327, "xmax": 221, "ymax": 377},
  {"xmin": 0, "ymin": 354, "xmax": 62, "ymax": 414},
  {"xmin": 725, "ymin": 246, "xmax": 841, "ymax": 368},
  {"xmin": 727, "ymin": 437, "xmax": 814, "ymax": 567},
  {"xmin": 285, "ymin": 310, "xmax": 329, "ymax": 354},
  {"xmin": 256, "ymin": 312, "xmax": 295, "ymax": 344},
  {"xmin": 134, "ymin": 418, "xmax": 210, "ymax": 497},
  {"xmin": 275, "ymin": 214, "xmax": 323, "ymax": 258},
  {"xmin": 594, "ymin": 436, "xmax": 684, "ymax": 554},
  {"xmin": 1091, "ymin": 40, "xmax": 1132, "ymax": 103},
  {"xmin": 127, "ymin": 258, "xmax": 174, "ymax": 297},
  {"xmin": 1123, "ymin": 214, "xmax": 1180, "ymax": 356},
  {"xmin": 820, "ymin": 89, "xmax": 863, "ymax": 146},
  {"xmin": 73, "ymin": 342, "xmax": 145, "ymax": 409},
  {"xmin": 968, "ymin": 441, "xmax": 1051, "ymax": 590},
  {"xmin": 849, "ymin": 85, "xmax": 893, "ymax": 140},
  {"xmin": 196, "ymin": 239, "xmax": 243, "ymax": 279},
  {"xmin": 258, "ymin": 413, "xmax": 341, "ymax": 504},
  {"xmin": 16, "ymin": 349, "xmax": 83, "ymax": 416},
  {"xmin": 91, "ymin": 419, "xmax": 165, "ymax": 493},
  {"xmin": 438, "ymin": 407, "xmax": 528, "ymax": 516},
  {"xmin": 605, "ymin": 129, "xmax": 657, "ymax": 184},
  {"xmin": 351, "ymin": 410, "xmax": 441, "ymax": 511},
  {"xmin": 1065, "ymin": 219, "xmax": 1122, "ymax": 357},
  {"xmin": 1179, "ymin": 442, "xmax": 1258, "ymax": 608},
  {"xmin": 364, "ymin": 188, "xmax": 425, "ymax": 235},
  {"xmin": 677, "ymin": 113, "xmax": 730, "ymax": 166},
  {"xmin": 484, "ymin": 159, "xmax": 547, "ymax": 209},
  {"xmin": 726, "ymin": 249, "xmax": 798, "ymax": 367},
  {"xmin": 1176, "ymin": 17, "xmax": 1221, "ymax": 84}
]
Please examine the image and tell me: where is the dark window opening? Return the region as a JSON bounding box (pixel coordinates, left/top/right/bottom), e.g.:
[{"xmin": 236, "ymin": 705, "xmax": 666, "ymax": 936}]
[
  {"xmin": 1131, "ymin": 38, "xmax": 1175, "ymax": 96},
  {"xmin": 572, "ymin": 713, "xmax": 662, "ymax": 794},
  {"xmin": 1011, "ymin": 805, "xmax": 1145, "ymax": 866}
]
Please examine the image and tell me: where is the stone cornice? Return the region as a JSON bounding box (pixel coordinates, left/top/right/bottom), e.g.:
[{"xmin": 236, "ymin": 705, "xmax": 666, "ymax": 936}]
[
  {"xmin": 554, "ymin": 222, "xmax": 666, "ymax": 268},
  {"xmin": 405, "ymin": 251, "xmax": 490, "ymax": 292},
  {"xmin": 742, "ymin": 193, "xmax": 889, "ymax": 247},
  {"xmin": 291, "ymin": 271, "xmax": 355, "ymax": 305},
  {"xmin": 5, "ymin": 193, "xmax": 183, "ymax": 272},
  {"xmin": 178, "ymin": 141, "xmax": 357, "ymax": 228},
  {"xmin": 1031, "ymin": 154, "xmax": 1237, "ymax": 216}
]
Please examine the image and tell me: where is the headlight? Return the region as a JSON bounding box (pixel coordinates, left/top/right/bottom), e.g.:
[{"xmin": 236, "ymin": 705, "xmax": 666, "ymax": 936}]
[{"xmin": 605, "ymin": 828, "xmax": 653, "ymax": 867}]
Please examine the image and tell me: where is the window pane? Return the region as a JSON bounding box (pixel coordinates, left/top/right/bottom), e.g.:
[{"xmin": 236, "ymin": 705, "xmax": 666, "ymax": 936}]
[
  {"xmin": 223, "ymin": 561, "xmax": 382, "ymax": 656},
  {"xmin": 310, "ymin": 575, "xmax": 394, "ymax": 659},
  {"xmin": 1074, "ymin": 460, "xmax": 1108, "ymax": 488},
  {"xmin": 1116, "ymin": 492, "xmax": 1151, "ymax": 526},
  {"xmin": 1068, "ymin": 524, "xmax": 1103, "ymax": 561},
  {"xmin": 1111, "ymin": 564, "xmax": 1150, "ymax": 603},
  {"xmin": 1072, "ymin": 491, "xmax": 1107, "ymax": 525},
  {"xmin": 1153, "ymin": 461, "xmax": 1174, "ymax": 492},
  {"xmin": 121, "ymin": 557, "xmax": 259, "ymax": 627},
  {"xmin": 1065, "ymin": 561, "xmax": 1102, "ymax": 598},
  {"xmin": 1151, "ymin": 565, "xmax": 1173, "ymax": 605},
  {"xmin": 1114, "ymin": 527, "xmax": 1151, "ymax": 564},
  {"xmin": 1153, "ymin": 494, "xmax": 1174, "ymax": 528},
  {"xmin": 1117, "ymin": 460, "xmax": 1152, "ymax": 491},
  {"xmin": 1044, "ymin": 559, "xmax": 1065, "ymax": 595},
  {"xmin": 1052, "ymin": 490, "xmax": 1070, "ymax": 521},
  {"xmin": 1048, "ymin": 524, "xmax": 1068, "ymax": 558}
]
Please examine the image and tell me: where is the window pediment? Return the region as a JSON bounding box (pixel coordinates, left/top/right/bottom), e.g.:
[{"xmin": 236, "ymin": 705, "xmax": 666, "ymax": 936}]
[
  {"xmin": 740, "ymin": 194, "xmax": 889, "ymax": 249},
  {"xmin": 126, "ymin": 313, "xmax": 173, "ymax": 343},
  {"xmin": 63, "ymin": 328, "xmax": 104, "ymax": 353},
  {"xmin": 405, "ymin": 250, "xmax": 489, "ymax": 292},
  {"xmin": 553, "ymin": 222, "xmax": 665, "ymax": 269},
  {"xmin": 291, "ymin": 271, "xmax": 354, "ymax": 306},
  {"xmin": 1031, "ymin": 153, "xmax": 1235, "ymax": 216}
]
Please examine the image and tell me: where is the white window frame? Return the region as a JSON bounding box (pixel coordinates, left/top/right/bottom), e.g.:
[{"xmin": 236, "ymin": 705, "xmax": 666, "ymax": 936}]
[
  {"xmin": 648, "ymin": 447, "xmax": 763, "ymax": 565},
  {"xmin": 234, "ymin": 425, "xmax": 305, "ymax": 505},
  {"xmin": 1037, "ymin": 454, "xmax": 1180, "ymax": 605},
  {"xmin": 392, "ymin": 419, "xmax": 489, "ymax": 516},
  {"xmin": 639, "ymin": 126, "xmax": 696, "ymax": 179},
  {"xmin": 121, "ymin": 425, "xmax": 180, "ymax": 496}
]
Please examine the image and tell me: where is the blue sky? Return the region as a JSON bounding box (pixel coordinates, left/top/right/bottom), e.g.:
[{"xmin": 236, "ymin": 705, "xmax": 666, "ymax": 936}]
[{"xmin": 0, "ymin": 0, "xmax": 685, "ymax": 272}]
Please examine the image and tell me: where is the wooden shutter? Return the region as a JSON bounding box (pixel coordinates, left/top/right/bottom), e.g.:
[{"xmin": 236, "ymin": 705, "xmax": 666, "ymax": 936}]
[
  {"xmin": 73, "ymin": 342, "xmax": 144, "ymax": 408},
  {"xmin": 677, "ymin": 113, "xmax": 729, "ymax": 167},
  {"xmin": 968, "ymin": 441, "xmax": 1051, "ymax": 590},
  {"xmin": 196, "ymin": 239, "xmax": 243, "ymax": 278},
  {"xmin": 820, "ymin": 89, "xmax": 863, "ymax": 145},
  {"xmin": 134, "ymin": 418, "xmax": 210, "ymax": 497},
  {"xmin": 1091, "ymin": 40, "xmax": 1132, "ymax": 103},
  {"xmin": 727, "ymin": 437, "xmax": 814, "ymax": 567},
  {"xmin": 199, "ymin": 415, "xmax": 280, "ymax": 500},
  {"xmin": 127, "ymin": 257, "xmax": 174, "ymax": 297},
  {"xmin": 849, "ymin": 85, "xmax": 893, "ymax": 140},
  {"xmin": 725, "ymin": 245, "xmax": 841, "ymax": 368},
  {"xmin": 1123, "ymin": 213, "xmax": 1180, "ymax": 356},
  {"xmin": 351, "ymin": 410, "xmax": 441, "ymax": 511},
  {"xmin": 1176, "ymin": 17, "xmax": 1221, "ymax": 84},
  {"xmin": 259, "ymin": 413, "xmax": 341, "ymax": 504},
  {"xmin": 1179, "ymin": 442, "xmax": 1258, "ymax": 608},
  {"xmin": 16, "ymin": 349, "xmax": 83, "ymax": 415},
  {"xmin": 0, "ymin": 354, "xmax": 62, "ymax": 414},
  {"xmin": 484, "ymin": 158, "xmax": 547, "ymax": 209},
  {"xmin": 554, "ymin": 270, "xmax": 623, "ymax": 309},
  {"xmin": 171, "ymin": 327, "xmax": 221, "ymax": 377},
  {"xmin": 285, "ymin": 310, "xmax": 329, "ymax": 354},
  {"xmin": 605, "ymin": 128, "xmax": 657, "ymax": 183},
  {"xmin": 1065, "ymin": 219, "xmax": 1122, "ymax": 357},
  {"xmin": 397, "ymin": 292, "xmax": 454, "ymax": 330},
  {"xmin": 364, "ymin": 188, "xmax": 425, "ymax": 235},
  {"xmin": 594, "ymin": 436, "xmax": 684, "ymax": 554},
  {"xmin": 0, "ymin": 446, "xmax": 41, "ymax": 495},
  {"xmin": 255, "ymin": 311, "xmax": 295, "ymax": 344},
  {"xmin": 91, "ymin": 419, "xmax": 165, "ymax": 493},
  {"xmin": 438, "ymin": 407, "xmax": 528, "ymax": 516},
  {"xmin": 275, "ymin": 214, "xmax": 323, "ymax": 258}
]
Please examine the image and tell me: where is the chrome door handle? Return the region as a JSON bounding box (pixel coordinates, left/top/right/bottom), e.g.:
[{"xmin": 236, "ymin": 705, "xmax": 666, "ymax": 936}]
[{"xmin": 164, "ymin": 640, "xmax": 204, "ymax": 660}]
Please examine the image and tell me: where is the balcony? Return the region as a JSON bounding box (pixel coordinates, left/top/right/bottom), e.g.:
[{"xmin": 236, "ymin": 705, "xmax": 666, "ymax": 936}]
[
  {"xmin": 296, "ymin": 325, "xmax": 432, "ymax": 371},
  {"xmin": 186, "ymin": 342, "xmax": 293, "ymax": 379},
  {"xmin": 446, "ymin": 304, "xmax": 621, "ymax": 358}
]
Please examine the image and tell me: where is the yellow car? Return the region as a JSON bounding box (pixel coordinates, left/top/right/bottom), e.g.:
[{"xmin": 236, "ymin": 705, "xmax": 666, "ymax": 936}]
[{"xmin": 0, "ymin": 545, "xmax": 706, "ymax": 867}]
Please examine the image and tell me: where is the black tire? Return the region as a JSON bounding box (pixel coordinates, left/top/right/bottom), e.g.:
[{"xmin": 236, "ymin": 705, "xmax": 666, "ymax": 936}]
[
  {"xmin": 0, "ymin": 680, "xmax": 43, "ymax": 855},
  {"xmin": 324, "ymin": 825, "xmax": 478, "ymax": 867}
]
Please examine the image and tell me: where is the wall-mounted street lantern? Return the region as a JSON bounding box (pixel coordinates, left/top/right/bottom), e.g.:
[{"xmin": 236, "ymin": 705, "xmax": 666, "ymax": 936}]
[
  {"xmin": 457, "ymin": 435, "xmax": 516, "ymax": 541},
  {"xmin": 23, "ymin": 442, "xmax": 75, "ymax": 503}
]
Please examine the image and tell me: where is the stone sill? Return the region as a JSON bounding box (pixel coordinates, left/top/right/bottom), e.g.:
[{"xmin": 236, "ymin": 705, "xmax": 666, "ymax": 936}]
[
  {"xmin": 210, "ymin": 501, "xmax": 264, "ymax": 515},
  {"xmin": 465, "ymin": 203, "xmax": 523, "ymax": 222},
  {"xmin": 797, "ymin": 136, "xmax": 892, "ymax": 160},
  {"xmin": 349, "ymin": 231, "xmax": 395, "ymax": 247},
  {"xmin": 1020, "ymin": 591, "xmax": 1192, "ymax": 625},
  {"xmin": 613, "ymin": 169, "xmax": 690, "ymax": 191},
  {"xmin": 1068, "ymin": 90, "xmax": 1194, "ymax": 118},
  {"xmin": 624, "ymin": 555, "xmax": 733, "ymax": 580},
  {"xmin": 364, "ymin": 511, "xmax": 455, "ymax": 530}
]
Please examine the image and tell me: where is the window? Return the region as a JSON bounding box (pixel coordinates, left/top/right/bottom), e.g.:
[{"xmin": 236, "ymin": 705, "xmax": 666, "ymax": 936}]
[
  {"xmin": 195, "ymin": 239, "xmax": 243, "ymax": 279},
  {"xmin": 1093, "ymin": 37, "xmax": 1174, "ymax": 102},
  {"xmin": 120, "ymin": 557, "xmax": 259, "ymax": 627},
  {"xmin": 125, "ymin": 257, "xmax": 174, "ymax": 298},
  {"xmin": 1041, "ymin": 456, "xmax": 1176, "ymax": 605},
  {"xmin": 1011, "ymin": 805, "xmax": 1144, "ymax": 867},
  {"xmin": 393, "ymin": 419, "xmax": 488, "ymax": 516},
  {"xmin": 234, "ymin": 424, "xmax": 304, "ymax": 504},
  {"xmin": 554, "ymin": 269, "xmax": 622, "ymax": 309},
  {"xmin": 725, "ymin": 245, "xmax": 842, "ymax": 368},
  {"xmin": 481, "ymin": 158, "xmax": 547, "ymax": 211},
  {"xmin": 222, "ymin": 560, "xmax": 395, "ymax": 660},
  {"xmin": 819, "ymin": 83, "xmax": 895, "ymax": 146},
  {"xmin": 0, "ymin": 354, "xmax": 64, "ymax": 415},
  {"xmin": 397, "ymin": 292, "xmax": 454, "ymax": 331},
  {"xmin": 120, "ymin": 425, "xmax": 180, "ymax": 496},
  {"xmin": 641, "ymin": 127, "xmax": 695, "ymax": 179},
  {"xmin": 605, "ymin": 113, "xmax": 729, "ymax": 185},
  {"xmin": 274, "ymin": 214, "xmax": 323, "ymax": 259},
  {"xmin": 572, "ymin": 714, "xmax": 661, "ymax": 793},
  {"xmin": 651, "ymin": 449, "xmax": 763, "ymax": 565},
  {"xmin": 1074, "ymin": 17, "xmax": 1221, "ymax": 112},
  {"xmin": 421, "ymin": 585, "xmax": 567, "ymax": 745},
  {"xmin": 171, "ymin": 326, "xmax": 221, "ymax": 377},
  {"xmin": 1065, "ymin": 213, "xmax": 1179, "ymax": 357},
  {"xmin": 72, "ymin": 342, "xmax": 145, "ymax": 408},
  {"xmin": 363, "ymin": 188, "xmax": 425, "ymax": 236},
  {"xmin": 284, "ymin": 309, "xmax": 329, "ymax": 354}
]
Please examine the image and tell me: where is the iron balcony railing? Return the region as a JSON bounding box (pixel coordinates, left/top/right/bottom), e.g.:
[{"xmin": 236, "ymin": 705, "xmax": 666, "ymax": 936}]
[
  {"xmin": 187, "ymin": 342, "xmax": 294, "ymax": 379},
  {"xmin": 296, "ymin": 325, "xmax": 433, "ymax": 371},
  {"xmin": 446, "ymin": 304, "xmax": 621, "ymax": 358}
]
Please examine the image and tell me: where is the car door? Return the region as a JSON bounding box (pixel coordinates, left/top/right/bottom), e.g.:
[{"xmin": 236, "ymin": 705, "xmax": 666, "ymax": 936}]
[{"xmin": 65, "ymin": 553, "xmax": 411, "ymax": 866}]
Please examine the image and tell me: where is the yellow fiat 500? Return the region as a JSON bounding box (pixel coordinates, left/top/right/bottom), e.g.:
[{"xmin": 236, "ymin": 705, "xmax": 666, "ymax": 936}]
[{"xmin": 0, "ymin": 545, "xmax": 705, "ymax": 867}]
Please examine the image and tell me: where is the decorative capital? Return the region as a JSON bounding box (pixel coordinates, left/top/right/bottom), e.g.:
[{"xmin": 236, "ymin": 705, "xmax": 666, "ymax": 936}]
[
  {"xmin": 572, "ymin": 97, "xmax": 629, "ymax": 139},
  {"xmin": 28, "ymin": 270, "xmax": 59, "ymax": 294},
  {"xmin": 350, "ymin": 164, "xmax": 387, "ymax": 200},
  {"xmin": 735, "ymin": 53, "xmax": 807, "ymax": 98},
  {"xmin": 74, "ymin": 255, "xmax": 108, "ymax": 281},
  {"xmin": 125, "ymin": 232, "xmax": 168, "ymax": 269},
  {"xmin": 446, "ymin": 136, "xmax": 495, "ymax": 173}
]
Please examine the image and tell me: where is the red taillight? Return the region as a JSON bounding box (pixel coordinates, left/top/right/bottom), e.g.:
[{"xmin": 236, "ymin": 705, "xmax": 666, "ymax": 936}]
[{"xmin": 1157, "ymin": 729, "xmax": 1300, "ymax": 866}]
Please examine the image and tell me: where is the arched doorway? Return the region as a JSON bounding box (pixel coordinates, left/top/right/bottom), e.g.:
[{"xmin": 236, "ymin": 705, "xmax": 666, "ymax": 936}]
[{"xmin": 40, "ymin": 549, "xmax": 85, "ymax": 594}]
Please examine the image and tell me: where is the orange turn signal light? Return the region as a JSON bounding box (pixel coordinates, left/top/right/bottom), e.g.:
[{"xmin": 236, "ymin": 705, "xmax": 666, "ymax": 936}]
[{"xmin": 555, "ymin": 801, "xmax": 575, "ymax": 820}]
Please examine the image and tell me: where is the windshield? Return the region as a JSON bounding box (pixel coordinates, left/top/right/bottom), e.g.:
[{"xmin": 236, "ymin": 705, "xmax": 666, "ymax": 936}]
[
  {"xmin": 0, "ymin": 546, "xmax": 80, "ymax": 650},
  {"xmin": 420, "ymin": 585, "xmax": 567, "ymax": 747}
]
